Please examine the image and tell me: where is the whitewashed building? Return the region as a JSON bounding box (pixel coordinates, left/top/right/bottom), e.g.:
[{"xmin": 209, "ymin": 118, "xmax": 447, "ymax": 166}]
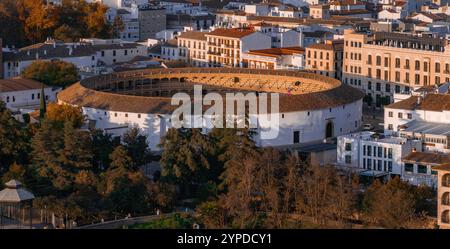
[
  {"xmin": 337, "ymin": 131, "xmax": 423, "ymax": 178},
  {"xmin": 0, "ymin": 78, "xmax": 59, "ymax": 112}
]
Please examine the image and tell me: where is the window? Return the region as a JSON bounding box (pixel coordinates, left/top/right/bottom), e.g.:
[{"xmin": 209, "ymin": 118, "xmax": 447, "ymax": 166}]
[
  {"xmin": 398, "ymin": 112, "xmax": 403, "ymax": 119},
  {"xmin": 367, "ymin": 55, "xmax": 372, "ymax": 65},
  {"xmin": 376, "ymin": 69, "xmax": 381, "ymax": 79},
  {"xmin": 376, "ymin": 82, "xmax": 381, "ymax": 91},
  {"xmin": 415, "ymin": 60, "xmax": 420, "ymax": 70},
  {"xmin": 376, "ymin": 56, "xmax": 381, "ymax": 66},
  {"xmin": 31, "ymin": 94, "xmax": 35, "ymax": 100},
  {"xmin": 395, "ymin": 72, "xmax": 400, "ymax": 82},
  {"xmin": 424, "ymin": 62, "xmax": 428, "ymax": 72},
  {"xmin": 395, "ymin": 85, "xmax": 400, "ymax": 93},
  {"xmin": 418, "ymin": 165, "xmax": 427, "ymax": 174},
  {"xmin": 405, "ymin": 163, "xmax": 414, "ymax": 172},
  {"xmin": 377, "ymin": 147, "xmax": 382, "ymax": 157},
  {"xmin": 378, "ymin": 160, "xmax": 382, "ymax": 171},
  {"xmin": 415, "ymin": 74, "xmax": 420, "ymax": 85},
  {"xmin": 388, "ymin": 111, "xmax": 393, "ymax": 117},
  {"xmin": 367, "ymin": 158, "xmax": 372, "ymax": 169},
  {"xmin": 345, "ymin": 155, "xmax": 352, "ymax": 164},
  {"xmin": 114, "ymin": 113, "xmax": 117, "ymax": 117},
  {"xmin": 113, "ymin": 50, "xmax": 116, "ymax": 56},
  {"xmin": 405, "ymin": 59, "xmax": 410, "ymax": 69},
  {"xmin": 386, "ymin": 83, "xmax": 390, "ymax": 93},
  {"xmin": 388, "ymin": 161, "xmax": 392, "ymax": 172},
  {"xmin": 101, "ymin": 51, "xmax": 105, "ymax": 57},
  {"xmin": 384, "ymin": 148, "xmax": 387, "ymax": 158},
  {"xmin": 368, "ymin": 81, "xmax": 372, "ymax": 90},
  {"xmin": 125, "ymin": 113, "xmax": 128, "ymax": 117},
  {"xmin": 388, "ymin": 148, "xmax": 393, "ymax": 159},
  {"xmin": 384, "ymin": 57, "xmax": 389, "ymax": 67},
  {"xmin": 345, "ymin": 143, "xmax": 352, "ymax": 151},
  {"xmin": 436, "ymin": 63, "xmax": 440, "ymax": 73},
  {"xmin": 363, "ymin": 158, "xmax": 366, "ymax": 169},
  {"xmin": 384, "ymin": 71, "xmax": 389, "ymax": 81},
  {"xmin": 395, "ymin": 58, "xmax": 400, "ymax": 68},
  {"xmin": 367, "ymin": 145, "xmax": 372, "ymax": 156},
  {"xmin": 388, "ymin": 124, "xmax": 393, "ymax": 130},
  {"xmin": 124, "ymin": 50, "xmax": 128, "ymax": 56},
  {"xmin": 407, "ymin": 113, "xmax": 412, "ymax": 119},
  {"xmin": 138, "ymin": 114, "xmax": 141, "ymax": 118},
  {"xmin": 363, "ymin": 145, "xmax": 366, "ymax": 156},
  {"xmin": 405, "ymin": 72, "xmax": 410, "ymax": 83}
]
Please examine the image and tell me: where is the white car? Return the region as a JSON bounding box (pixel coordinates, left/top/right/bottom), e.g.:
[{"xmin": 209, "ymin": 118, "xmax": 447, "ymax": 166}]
[{"xmin": 363, "ymin": 124, "xmax": 374, "ymax": 130}]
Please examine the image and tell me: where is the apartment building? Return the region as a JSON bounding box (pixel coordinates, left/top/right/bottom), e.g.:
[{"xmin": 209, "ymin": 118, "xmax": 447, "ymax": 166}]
[
  {"xmin": 241, "ymin": 47, "xmax": 305, "ymax": 70},
  {"xmin": 435, "ymin": 163, "xmax": 450, "ymax": 228},
  {"xmin": 106, "ymin": 8, "xmax": 140, "ymax": 41},
  {"xmin": 343, "ymin": 30, "xmax": 450, "ymax": 107},
  {"xmin": 337, "ymin": 131, "xmax": 422, "ymax": 179},
  {"xmin": 305, "ymin": 39, "xmax": 344, "ymax": 80},
  {"xmin": 177, "ymin": 31, "xmax": 208, "ymax": 67},
  {"xmin": 253, "ymin": 23, "xmax": 302, "ymax": 48},
  {"xmin": 205, "ymin": 28, "xmax": 271, "ymax": 67}
]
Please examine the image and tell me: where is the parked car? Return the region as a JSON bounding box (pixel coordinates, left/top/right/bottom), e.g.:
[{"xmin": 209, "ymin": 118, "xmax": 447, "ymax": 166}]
[{"xmin": 363, "ymin": 123, "xmax": 374, "ymax": 130}]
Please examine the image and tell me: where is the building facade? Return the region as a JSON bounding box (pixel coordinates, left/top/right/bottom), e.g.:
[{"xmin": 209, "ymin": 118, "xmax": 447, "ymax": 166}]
[
  {"xmin": 305, "ymin": 39, "xmax": 344, "ymax": 80},
  {"xmin": 343, "ymin": 30, "xmax": 450, "ymax": 107}
]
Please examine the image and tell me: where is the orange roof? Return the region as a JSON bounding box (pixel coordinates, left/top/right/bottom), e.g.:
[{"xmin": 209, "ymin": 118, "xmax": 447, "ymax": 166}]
[
  {"xmin": 247, "ymin": 47, "xmax": 305, "ymax": 57},
  {"xmin": 386, "ymin": 94, "xmax": 450, "ymax": 112},
  {"xmin": 207, "ymin": 28, "xmax": 255, "ymax": 38}
]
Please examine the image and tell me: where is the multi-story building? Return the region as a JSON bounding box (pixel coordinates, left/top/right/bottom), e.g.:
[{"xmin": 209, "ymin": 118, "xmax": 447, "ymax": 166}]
[
  {"xmin": 253, "ymin": 23, "xmax": 302, "ymax": 48},
  {"xmin": 384, "ymin": 93, "xmax": 450, "ymax": 133},
  {"xmin": 305, "ymin": 39, "xmax": 344, "ymax": 80},
  {"xmin": 241, "ymin": 47, "xmax": 305, "ymax": 70},
  {"xmin": 138, "ymin": 5, "xmax": 166, "ymax": 40},
  {"xmin": 177, "ymin": 31, "xmax": 208, "ymax": 67},
  {"xmin": 434, "ymin": 163, "xmax": 450, "ymax": 228},
  {"xmin": 106, "ymin": 8, "xmax": 140, "ymax": 41},
  {"xmin": 205, "ymin": 28, "xmax": 271, "ymax": 67},
  {"xmin": 337, "ymin": 131, "xmax": 422, "ymax": 178},
  {"xmin": 343, "ymin": 30, "xmax": 450, "ymax": 107}
]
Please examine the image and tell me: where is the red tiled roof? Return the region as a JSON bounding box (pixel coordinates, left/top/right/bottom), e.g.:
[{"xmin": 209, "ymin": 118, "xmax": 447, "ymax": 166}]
[
  {"xmin": 247, "ymin": 47, "xmax": 305, "ymax": 57},
  {"xmin": 207, "ymin": 28, "xmax": 255, "ymax": 38}
]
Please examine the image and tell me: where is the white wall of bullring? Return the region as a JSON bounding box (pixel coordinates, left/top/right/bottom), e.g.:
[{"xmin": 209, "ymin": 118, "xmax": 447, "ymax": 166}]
[{"xmin": 79, "ymin": 98, "xmax": 363, "ymax": 151}]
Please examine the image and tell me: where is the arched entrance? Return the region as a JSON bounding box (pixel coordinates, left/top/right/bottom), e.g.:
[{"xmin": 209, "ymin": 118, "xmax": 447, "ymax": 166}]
[{"xmin": 325, "ymin": 121, "xmax": 334, "ymax": 138}]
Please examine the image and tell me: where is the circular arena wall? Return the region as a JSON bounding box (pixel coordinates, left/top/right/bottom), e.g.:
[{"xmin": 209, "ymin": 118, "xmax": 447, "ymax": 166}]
[{"xmin": 58, "ymin": 68, "xmax": 365, "ymax": 150}]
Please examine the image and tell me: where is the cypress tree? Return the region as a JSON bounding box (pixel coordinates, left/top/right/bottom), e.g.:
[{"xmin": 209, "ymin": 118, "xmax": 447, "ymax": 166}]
[{"xmin": 39, "ymin": 83, "xmax": 47, "ymax": 120}]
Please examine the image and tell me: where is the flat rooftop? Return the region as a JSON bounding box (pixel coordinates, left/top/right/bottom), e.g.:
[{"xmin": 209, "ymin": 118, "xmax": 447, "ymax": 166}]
[
  {"xmin": 400, "ymin": 120, "xmax": 450, "ymax": 136},
  {"xmin": 340, "ymin": 131, "xmax": 410, "ymax": 144}
]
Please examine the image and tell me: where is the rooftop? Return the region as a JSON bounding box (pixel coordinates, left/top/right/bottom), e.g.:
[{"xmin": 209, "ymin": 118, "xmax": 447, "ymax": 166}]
[
  {"xmin": 403, "ymin": 151, "xmax": 450, "ymax": 165},
  {"xmin": 177, "ymin": 31, "xmax": 208, "ymax": 41},
  {"xmin": 399, "ymin": 120, "xmax": 450, "ymax": 136},
  {"xmin": 246, "ymin": 47, "xmax": 305, "ymax": 57},
  {"xmin": 207, "ymin": 28, "xmax": 255, "ymax": 38},
  {"xmin": 0, "ymin": 78, "xmax": 46, "ymax": 93},
  {"xmin": 385, "ymin": 94, "xmax": 450, "ymax": 112}
]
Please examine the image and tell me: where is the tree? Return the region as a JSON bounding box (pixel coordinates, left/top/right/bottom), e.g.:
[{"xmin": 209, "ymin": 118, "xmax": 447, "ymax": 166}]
[
  {"xmin": 53, "ymin": 24, "xmax": 80, "ymax": 42},
  {"xmin": 21, "ymin": 60, "xmax": 79, "ymax": 88},
  {"xmin": 122, "ymin": 127, "xmax": 151, "ymax": 169},
  {"xmin": 45, "ymin": 103, "xmax": 84, "ymax": 128},
  {"xmin": 112, "ymin": 15, "xmax": 125, "ymax": 38},
  {"xmin": 159, "ymin": 128, "xmax": 211, "ymax": 187},
  {"xmin": 0, "ymin": 102, "xmax": 30, "ymax": 172},
  {"xmin": 32, "ymin": 120, "xmax": 92, "ymax": 193},
  {"xmin": 363, "ymin": 177, "xmax": 420, "ymax": 228},
  {"xmin": 39, "ymin": 83, "xmax": 46, "ymax": 121},
  {"xmin": 196, "ymin": 201, "xmax": 228, "ymax": 229}
]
